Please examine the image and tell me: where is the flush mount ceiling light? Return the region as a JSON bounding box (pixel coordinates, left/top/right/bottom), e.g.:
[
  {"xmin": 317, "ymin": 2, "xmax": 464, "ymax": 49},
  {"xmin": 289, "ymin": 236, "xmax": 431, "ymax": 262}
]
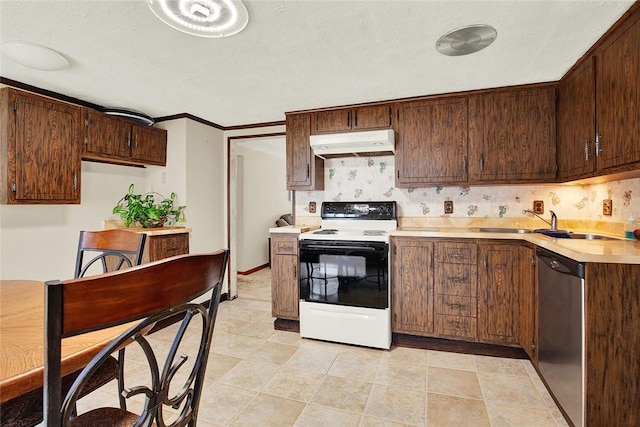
[
  {"xmin": 1, "ymin": 41, "xmax": 70, "ymax": 71},
  {"xmin": 436, "ymin": 24, "xmax": 497, "ymax": 56},
  {"xmin": 148, "ymin": 0, "xmax": 249, "ymax": 38}
]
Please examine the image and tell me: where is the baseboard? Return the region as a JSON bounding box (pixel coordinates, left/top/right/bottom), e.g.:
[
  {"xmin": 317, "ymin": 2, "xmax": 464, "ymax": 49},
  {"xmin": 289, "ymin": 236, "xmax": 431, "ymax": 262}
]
[
  {"xmin": 392, "ymin": 333, "xmax": 528, "ymax": 359},
  {"xmin": 237, "ymin": 263, "xmax": 269, "ymax": 275}
]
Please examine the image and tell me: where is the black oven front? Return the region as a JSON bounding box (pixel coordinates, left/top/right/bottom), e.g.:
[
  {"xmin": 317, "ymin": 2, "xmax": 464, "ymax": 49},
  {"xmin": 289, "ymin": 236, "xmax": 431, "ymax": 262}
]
[{"xmin": 299, "ymin": 239, "xmax": 389, "ymax": 309}]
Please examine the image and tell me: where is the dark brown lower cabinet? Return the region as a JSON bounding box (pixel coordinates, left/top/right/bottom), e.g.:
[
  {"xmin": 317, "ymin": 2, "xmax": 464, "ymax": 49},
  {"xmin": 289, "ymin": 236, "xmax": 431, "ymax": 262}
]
[
  {"xmin": 585, "ymin": 263, "xmax": 640, "ymax": 426},
  {"xmin": 142, "ymin": 232, "xmax": 190, "ymax": 263},
  {"xmin": 477, "ymin": 242, "xmax": 520, "ymax": 346},
  {"xmin": 518, "ymin": 244, "xmax": 537, "ymax": 363},
  {"xmin": 270, "ymin": 233, "xmax": 299, "ymax": 320},
  {"xmin": 391, "ymin": 237, "xmax": 434, "ymax": 335},
  {"xmin": 433, "ymin": 241, "xmax": 478, "ymax": 340}
]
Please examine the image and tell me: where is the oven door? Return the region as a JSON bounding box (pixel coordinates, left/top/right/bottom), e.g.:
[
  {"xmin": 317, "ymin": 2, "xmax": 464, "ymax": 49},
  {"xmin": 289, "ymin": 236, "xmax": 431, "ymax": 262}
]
[{"xmin": 299, "ymin": 239, "xmax": 389, "ymax": 309}]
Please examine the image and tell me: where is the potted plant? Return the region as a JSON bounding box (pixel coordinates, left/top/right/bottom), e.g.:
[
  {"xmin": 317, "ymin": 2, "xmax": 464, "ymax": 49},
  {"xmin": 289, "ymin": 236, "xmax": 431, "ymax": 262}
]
[{"xmin": 113, "ymin": 184, "xmax": 186, "ymax": 228}]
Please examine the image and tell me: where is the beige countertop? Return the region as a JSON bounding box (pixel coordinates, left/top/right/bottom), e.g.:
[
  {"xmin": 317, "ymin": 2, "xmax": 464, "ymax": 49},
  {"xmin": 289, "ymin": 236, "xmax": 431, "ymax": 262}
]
[
  {"xmin": 391, "ymin": 227, "xmax": 640, "ymax": 264},
  {"xmin": 270, "ymin": 225, "xmax": 319, "ymax": 234},
  {"xmin": 104, "ymin": 220, "xmax": 191, "ymax": 236}
]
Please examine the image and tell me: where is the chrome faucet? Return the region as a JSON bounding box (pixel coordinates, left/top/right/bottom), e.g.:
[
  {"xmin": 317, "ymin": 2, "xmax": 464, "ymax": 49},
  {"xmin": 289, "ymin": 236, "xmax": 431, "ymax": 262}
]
[{"xmin": 523, "ymin": 209, "xmax": 558, "ymax": 230}]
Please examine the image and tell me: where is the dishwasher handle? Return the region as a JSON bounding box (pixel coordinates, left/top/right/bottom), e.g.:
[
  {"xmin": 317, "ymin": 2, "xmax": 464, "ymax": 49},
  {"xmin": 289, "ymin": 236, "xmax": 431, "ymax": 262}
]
[{"xmin": 536, "ymin": 248, "xmax": 585, "ymax": 278}]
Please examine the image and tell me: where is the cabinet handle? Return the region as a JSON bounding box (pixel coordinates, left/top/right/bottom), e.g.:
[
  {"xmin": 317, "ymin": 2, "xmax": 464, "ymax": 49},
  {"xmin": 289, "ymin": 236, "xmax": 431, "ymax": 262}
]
[
  {"xmin": 84, "ymin": 136, "xmax": 88, "ymax": 146},
  {"xmin": 294, "ymin": 264, "xmax": 297, "ymax": 278},
  {"xmin": 595, "ymin": 134, "xmax": 602, "ymax": 157},
  {"xmin": 483, "ymin": 256, "xmax": 488, "ymax": 271},
  {"xmin": 462, "ymin": 156, "xmax": 467, "ymax": 172},
  {"xmin": 128, "ymin": 132, "xmax": 131, "ymax": 148},
  {"xmin": 584, "ymin": 140, "xmax": 590, "ymax": 161},
  {"xmin": 73, "ymin": 172, "xmax": 77, "ymax": 191},
  {"xmin": 306, "ymin": 164, "xmax": 310, "ymax": 179},
  {"xmin": 480, "ymin": 155, "xmax": 484, "ymax": 172}
]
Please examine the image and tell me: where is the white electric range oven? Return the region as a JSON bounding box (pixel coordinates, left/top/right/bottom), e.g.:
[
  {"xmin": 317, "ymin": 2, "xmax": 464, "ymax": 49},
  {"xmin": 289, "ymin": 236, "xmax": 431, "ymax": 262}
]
[{"xmin": 298, "ymin": 201, "xmax": 397, "ymax": 349}]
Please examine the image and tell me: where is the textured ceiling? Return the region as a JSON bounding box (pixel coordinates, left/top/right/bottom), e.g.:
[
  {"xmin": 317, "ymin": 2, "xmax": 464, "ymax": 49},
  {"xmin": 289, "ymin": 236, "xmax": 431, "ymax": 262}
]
[{"xmin": 0, "ymin": 0, "xmax": 634, "ymax": 127}]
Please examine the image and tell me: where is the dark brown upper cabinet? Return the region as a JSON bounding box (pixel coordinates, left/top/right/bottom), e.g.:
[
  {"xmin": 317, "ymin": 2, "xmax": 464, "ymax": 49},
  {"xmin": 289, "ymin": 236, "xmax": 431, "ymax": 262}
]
[
  {"xmin": 286, "ymin": 113, "xmax": 324, "ymax": 190},
  {"xmin": 395, "ymin": 97, "xmax": 468, "ymax": 186},
  {"xmin": 1, "ymin": 88, "xmax": 81, "ymax": 204},
  {"xmin": 593, "ymin": 8, "xmax": 640, "ymax": 172},
  {"xmin": 468, "ymin": 86, "xmax": 557, "ymax": 183},
  {"xmin": 557, "ymin": 58, "xmax": 597, "ymax": 181},
  {"xmin": 311, "ymin": 104, "xmax": 392, "ymax": 134},
  {"xmin": 82, "ymin": 108, "xmax": 167, "ymax": 167}
]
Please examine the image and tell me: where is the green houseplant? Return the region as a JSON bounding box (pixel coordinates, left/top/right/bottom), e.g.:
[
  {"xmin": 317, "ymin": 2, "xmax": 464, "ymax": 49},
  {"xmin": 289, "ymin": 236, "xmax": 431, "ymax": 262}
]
[{"xmin": 113, "ymin": 184, "xmax": 186, "ymax": 228}]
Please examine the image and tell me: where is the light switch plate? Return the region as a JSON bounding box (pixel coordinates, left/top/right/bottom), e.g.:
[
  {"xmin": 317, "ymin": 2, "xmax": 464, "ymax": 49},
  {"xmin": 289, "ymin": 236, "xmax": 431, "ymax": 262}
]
[
  {"xmin": 444, "ymin": 200, "xmax": 453, "ymax": 214},
  {"xmin": 603, "ymin": 199, "xmax": 612, "ymax": 216},
  {"xmin": 309, "ymin": 202, "xmax": 316, "ymax": 213}
]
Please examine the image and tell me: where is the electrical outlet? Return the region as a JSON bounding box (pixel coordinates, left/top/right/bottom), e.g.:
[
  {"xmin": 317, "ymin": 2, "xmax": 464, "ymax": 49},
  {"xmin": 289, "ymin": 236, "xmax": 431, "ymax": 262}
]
[
  {"xmin": 533, "ymin": 200, "xmax": 544, "ymax": 214},
  {"xmin": 309, "ymin": 202, "xmax": 316, "ymax": 213},
  {"xmin": 444, "ymin": 200, "xmax": 453, "ymax": 214},
  {"xmin": 603, "ymin": 199, "xmax": 612, "ymax": 216}
]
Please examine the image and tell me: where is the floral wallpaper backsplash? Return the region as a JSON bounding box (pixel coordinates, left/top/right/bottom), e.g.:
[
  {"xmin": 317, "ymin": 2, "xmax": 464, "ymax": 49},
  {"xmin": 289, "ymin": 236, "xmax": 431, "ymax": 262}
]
[{"xmin": 295, "ymin": 155, "xmax": 640, "ymax": 223}]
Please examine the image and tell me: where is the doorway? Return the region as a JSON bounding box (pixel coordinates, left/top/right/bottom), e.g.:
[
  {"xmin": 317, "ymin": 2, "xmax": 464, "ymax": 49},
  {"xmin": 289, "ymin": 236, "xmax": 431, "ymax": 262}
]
[{"xmin": 228, "ymin": 132, "xmax": 288, "ymax": 300}]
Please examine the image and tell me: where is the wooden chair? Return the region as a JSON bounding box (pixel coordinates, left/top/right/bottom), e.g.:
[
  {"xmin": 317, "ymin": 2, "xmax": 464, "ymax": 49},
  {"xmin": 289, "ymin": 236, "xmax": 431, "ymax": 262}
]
[
  {"xmin": 0, "ymin": 230, "xmax": 148, "ymax": 427},
  {"xmin": 44, "ymin": 250, "xmax": 229, "ymax": 427},
  {"xmin": 74, "ymin": 229, "xmax": 147, "ymax": 278}
]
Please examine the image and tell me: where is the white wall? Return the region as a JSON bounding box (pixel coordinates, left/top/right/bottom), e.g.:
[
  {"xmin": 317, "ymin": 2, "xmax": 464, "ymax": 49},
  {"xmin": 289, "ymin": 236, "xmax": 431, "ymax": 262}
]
[
  {"xmin": 0, "ymin": 118, "xmax": 226, "ymax": 282},
  {"xmin": 0, "ymin": 162, "xmax": 147, "ymax": 280},
  {"xmin": 236, "ymin": 145, "xmax": 289, "ymax": 272}
]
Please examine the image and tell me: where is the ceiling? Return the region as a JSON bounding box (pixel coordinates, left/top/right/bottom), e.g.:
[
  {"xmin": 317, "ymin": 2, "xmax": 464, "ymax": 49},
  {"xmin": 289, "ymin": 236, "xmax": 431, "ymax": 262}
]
[{"xmin": 0, "ymin": 0, "xmax": 634, "ymax": 128}]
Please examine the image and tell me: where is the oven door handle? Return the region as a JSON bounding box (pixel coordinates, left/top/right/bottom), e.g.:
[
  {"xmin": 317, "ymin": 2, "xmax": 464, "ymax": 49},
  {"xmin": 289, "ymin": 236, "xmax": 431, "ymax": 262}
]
[{"xmin": 302, "ymin": 245, "xmax": 379, "ymax": 251}]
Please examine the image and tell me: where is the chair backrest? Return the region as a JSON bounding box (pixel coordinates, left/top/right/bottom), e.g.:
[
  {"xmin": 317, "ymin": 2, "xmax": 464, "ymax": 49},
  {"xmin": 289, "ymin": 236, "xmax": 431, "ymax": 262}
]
[
  {"xmin": 45, "ymin": 250, "xmax": 229, "ymax": 427},
  {"xmin": 74, "ymin": 229, "xmax": 147, "ymax": 278}
]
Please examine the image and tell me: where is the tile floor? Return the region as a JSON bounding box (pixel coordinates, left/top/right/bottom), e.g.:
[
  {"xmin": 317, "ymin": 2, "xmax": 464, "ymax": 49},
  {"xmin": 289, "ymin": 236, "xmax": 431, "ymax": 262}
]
[{"xmin": 75, "ymin": 268, "xmax": 568, "ymax": 427}]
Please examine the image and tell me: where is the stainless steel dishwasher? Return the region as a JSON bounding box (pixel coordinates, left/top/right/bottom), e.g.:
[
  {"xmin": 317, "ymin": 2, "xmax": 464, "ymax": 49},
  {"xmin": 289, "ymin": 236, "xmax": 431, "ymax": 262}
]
[{"xmin": 536, "ymin": 248, "xmax": 585, "ymax": 427}]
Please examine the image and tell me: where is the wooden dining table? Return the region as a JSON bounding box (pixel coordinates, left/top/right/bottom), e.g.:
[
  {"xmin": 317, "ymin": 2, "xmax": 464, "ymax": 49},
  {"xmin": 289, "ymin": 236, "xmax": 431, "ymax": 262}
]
[{"xmin": 0, "ymin": 280, "xmax": 133, "ymax": 403}]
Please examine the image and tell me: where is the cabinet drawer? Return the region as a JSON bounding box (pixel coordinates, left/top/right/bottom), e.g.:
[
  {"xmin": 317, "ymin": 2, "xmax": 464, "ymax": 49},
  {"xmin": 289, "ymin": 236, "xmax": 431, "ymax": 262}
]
[
  {"xmin": 148, "ymin": 233, "xmax": 189, "ymax": 262},
  {"xmin": 435, "ymin": 243, "xmax": 476, "ymax": 264},
  {"xmin": 435, "ymin": 263, "xmax": 474, "ymax": 295},
  {"xmin": 272, "ymin": 236, "xmax": 298, "ymax": 255},
  {"xmin": 436, "ymin": 294, "xmax": 476, "ymax": 317},
  {"xmin": 435, "ymin": 315, "xmax": 477, "ymax": 340}
]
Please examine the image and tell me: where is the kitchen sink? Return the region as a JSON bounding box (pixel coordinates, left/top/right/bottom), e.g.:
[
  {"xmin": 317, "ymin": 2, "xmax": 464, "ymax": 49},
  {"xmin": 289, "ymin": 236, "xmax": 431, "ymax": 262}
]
[
  {"xmin": 470, "ymin": 227, "xmax": 533, "ymax": 234},
  {"xmin": 567, "ymin": 233, "xmax": 623, "ymax": 241},
  {"xmin": 534, "ymin": 229, "xmax": 623, "ymax": 240}
]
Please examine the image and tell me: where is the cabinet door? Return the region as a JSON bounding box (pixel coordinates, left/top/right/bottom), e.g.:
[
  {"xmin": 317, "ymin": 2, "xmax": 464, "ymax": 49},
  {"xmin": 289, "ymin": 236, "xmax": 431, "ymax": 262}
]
[
  {"xmin": 468, "ymin": 87, "xmax": 556, "ymax": 182},
  {"xmin": 313, "ymin": 110, "xmax": 351, "ymax": 134},
  {"xmin": 557, "ymin": 59, "xmax": 596, "ymax": 180},
  {"xmin": 352, "ymin": 105, "xmax": 392, "ymax": 130},
  {"xmin": 392, "ymin": 238, "xmax": 434, "ymax": 335},
  {"xmin": 396, "ymin": 97, "xmax": 468, "ymax": 186},
  {"xmin": 12, "ymin": 91, "xmax": 81, "ymax": 203},
  {"xmin": 478, "ymin": 243, "xmax": 519, "ymax": 345},
  {"xmin": 84, "ymin": 108, "xmax": 131, "ymax": 160},
  {"xmin": 270, "ymin": 234, "xmax": 299, "ymax": 319},
  {"xmin": 131, "ymin": 125, "xmax": 167, "ymax": 166},
  {"xmin": 595, "ymin": 10, "xmax": 640, "ymax": 170},
  {"xmin": 145, "ymin": 233, "xmax": 190, "ymax": 262},
  {"xmin": 433, "ymin": 241, "xmax": 477, "ymax": 340},
  {"xmin": 518, "ymin": 245, "xmax": 537, "ymax": 363},
  {"xmin": 286, "ymin": 113, "xmax": 324, "ymax": 190}
]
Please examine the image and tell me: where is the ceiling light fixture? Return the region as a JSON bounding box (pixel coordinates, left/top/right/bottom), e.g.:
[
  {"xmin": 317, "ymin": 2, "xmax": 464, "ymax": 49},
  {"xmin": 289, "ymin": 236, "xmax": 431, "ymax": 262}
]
[
  {"xmin": 147, "ymin": 0, "xmax": 249, "ymax": 38},
  {"xmin": 1, "ymin": 41, "xmax": 70, "ymax": 71},
  {"xmin": 436, "ymin": 24, "xmax": 497, "ymax": 56}
]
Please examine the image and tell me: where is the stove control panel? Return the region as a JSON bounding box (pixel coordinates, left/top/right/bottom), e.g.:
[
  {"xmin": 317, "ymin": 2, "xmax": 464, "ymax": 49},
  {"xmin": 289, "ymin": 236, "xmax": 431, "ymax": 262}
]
[{"xmin": 321, "ymin": 201, "xmax": 397, "ymax": 220}]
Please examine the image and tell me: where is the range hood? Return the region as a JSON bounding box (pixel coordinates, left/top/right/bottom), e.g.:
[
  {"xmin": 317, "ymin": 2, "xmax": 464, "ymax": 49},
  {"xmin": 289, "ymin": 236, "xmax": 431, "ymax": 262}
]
[{"xmin": 310, "ymin": 129, "xmax": 395, "ymax": 158}]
